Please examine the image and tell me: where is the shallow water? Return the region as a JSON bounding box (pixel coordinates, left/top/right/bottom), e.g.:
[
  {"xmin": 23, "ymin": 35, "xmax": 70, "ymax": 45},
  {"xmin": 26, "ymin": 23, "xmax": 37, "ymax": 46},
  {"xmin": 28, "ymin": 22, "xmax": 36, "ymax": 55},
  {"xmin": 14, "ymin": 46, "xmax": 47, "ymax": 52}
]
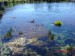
[{"xmin": 0, "ymin": 2, "xmax": 75, "ymax": 45}]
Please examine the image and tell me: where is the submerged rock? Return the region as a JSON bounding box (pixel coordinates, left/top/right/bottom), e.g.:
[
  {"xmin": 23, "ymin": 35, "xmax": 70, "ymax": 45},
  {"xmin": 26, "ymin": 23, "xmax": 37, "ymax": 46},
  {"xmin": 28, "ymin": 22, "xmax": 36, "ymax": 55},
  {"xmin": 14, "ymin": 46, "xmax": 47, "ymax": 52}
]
[
  {"xmin": 0, "ymin": 42, "xmax": 12, "ymax": 56},
  {"xmin": 5, "ymin": 37, "xmax": 38, "ymax": 55}
]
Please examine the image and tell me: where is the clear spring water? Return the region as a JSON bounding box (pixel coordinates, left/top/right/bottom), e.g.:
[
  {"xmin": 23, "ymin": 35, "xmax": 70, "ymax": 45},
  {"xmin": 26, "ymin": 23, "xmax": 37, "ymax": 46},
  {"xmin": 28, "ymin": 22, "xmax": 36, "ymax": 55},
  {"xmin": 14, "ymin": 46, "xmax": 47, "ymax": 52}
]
[{"xmin": 0, "ymin": 2, "xmax": 75, "ymax": 45}]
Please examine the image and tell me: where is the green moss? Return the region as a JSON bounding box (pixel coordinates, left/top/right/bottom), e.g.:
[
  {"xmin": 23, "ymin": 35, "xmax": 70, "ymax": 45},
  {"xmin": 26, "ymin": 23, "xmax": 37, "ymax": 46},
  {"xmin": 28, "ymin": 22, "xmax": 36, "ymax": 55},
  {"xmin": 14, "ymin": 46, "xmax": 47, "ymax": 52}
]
[
  {"xmin": 54, "ymin": 20, "xmax": 62, "ymax": 27},
  {"xmin": 5, "ymin": 28, "xmax": 12, "ymax": 38}
]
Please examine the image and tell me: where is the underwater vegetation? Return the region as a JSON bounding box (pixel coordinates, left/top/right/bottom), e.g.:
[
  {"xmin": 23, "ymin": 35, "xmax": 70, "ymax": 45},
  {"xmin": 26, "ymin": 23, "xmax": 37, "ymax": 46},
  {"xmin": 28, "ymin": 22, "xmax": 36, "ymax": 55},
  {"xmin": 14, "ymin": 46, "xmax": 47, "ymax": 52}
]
[
  {"xmin": 4, "ymin": 28, "xmax": 12, "ymax": 38},
  {"xmin": 54, "ymin": 20, "xmax": 62, "ymax": 27},
  {"xmin": 18, "ymin": 31, "xmax": 23, "ymax": 35},
  {"xmin": 0, "ymin": 2, "xmax": 75, "ymax": 56},
  {"xmin": 48, "ymin": 30, "xmax": 55, "ymax": 40},
  {"xmin": 51, "ymin": 34, "xmax": 55, "ymax": 40}
]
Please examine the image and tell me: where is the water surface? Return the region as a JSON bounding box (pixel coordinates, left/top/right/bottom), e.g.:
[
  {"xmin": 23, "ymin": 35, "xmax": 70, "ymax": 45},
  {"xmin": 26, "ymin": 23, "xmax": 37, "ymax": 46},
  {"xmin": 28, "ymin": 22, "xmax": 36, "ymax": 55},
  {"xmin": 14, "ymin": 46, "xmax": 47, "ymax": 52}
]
[{"xmin": 0, "ymin": 2, "xmax": 75, "ymax": 45}]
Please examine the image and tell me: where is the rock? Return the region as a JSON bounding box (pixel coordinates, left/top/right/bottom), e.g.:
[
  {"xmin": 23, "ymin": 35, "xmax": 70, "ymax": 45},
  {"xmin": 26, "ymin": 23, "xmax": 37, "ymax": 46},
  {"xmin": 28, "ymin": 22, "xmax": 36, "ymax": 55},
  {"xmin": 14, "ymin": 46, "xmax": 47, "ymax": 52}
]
[
  {"xmin": 0, "ymin": 43, "xmax": 12, "ymax": 56},
  {"xmin": 5, "ymin": 37, "xmax": 38, "ymax": 55}
]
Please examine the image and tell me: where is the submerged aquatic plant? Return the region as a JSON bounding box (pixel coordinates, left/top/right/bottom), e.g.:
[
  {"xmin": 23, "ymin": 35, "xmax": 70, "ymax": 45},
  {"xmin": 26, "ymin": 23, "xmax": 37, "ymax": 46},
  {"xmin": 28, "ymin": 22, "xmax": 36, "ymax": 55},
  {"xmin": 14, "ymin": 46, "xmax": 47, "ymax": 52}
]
[
  {"xmin": 18, "ymin": 31, "xmax": 23, "ymax": 35},
  {"xmin": 51, "ymin": 34, "xmax": 55, "ymax": 40},
  {"xmin": 5, "ymin": 28, "xmax": 12, "ymax": 38},
  {"xmin": 48, "ymin": 30, "xmax": 55, "ymax": 40},
  {"xmin": 54, "ymin": 20, "xmax": 62, "ymax": 27}
]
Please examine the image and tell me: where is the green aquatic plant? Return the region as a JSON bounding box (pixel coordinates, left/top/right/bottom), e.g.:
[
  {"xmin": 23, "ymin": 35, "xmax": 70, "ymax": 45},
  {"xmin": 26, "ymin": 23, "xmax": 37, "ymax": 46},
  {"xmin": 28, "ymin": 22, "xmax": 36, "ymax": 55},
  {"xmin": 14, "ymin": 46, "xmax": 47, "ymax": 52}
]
[
  {"xmin": 54, "ymin": 20, "xmax": 62, "ymax": 27},
  {"xmin": 51, "ymin": 34, "xmax": 55, "ymax": 40},
  {"xmin": 48, "ymin": 30, "xmax": 55, "ymax": 40},
  {"xmin": 5, "ymin": 28, "xmax": 12, "ymax": 38},
  {"xmin": 18, "ymin": 31, "xmax": 23, "ymax": 35}
]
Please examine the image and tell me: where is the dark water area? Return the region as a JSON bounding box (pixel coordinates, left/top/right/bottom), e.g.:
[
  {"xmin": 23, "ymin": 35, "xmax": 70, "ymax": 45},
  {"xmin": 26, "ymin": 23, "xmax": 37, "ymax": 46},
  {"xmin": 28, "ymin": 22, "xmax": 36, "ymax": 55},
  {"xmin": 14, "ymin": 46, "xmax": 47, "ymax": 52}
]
[{"xmin": 0, "ymin": 2, "xmax": 75, "ymax": 47}]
